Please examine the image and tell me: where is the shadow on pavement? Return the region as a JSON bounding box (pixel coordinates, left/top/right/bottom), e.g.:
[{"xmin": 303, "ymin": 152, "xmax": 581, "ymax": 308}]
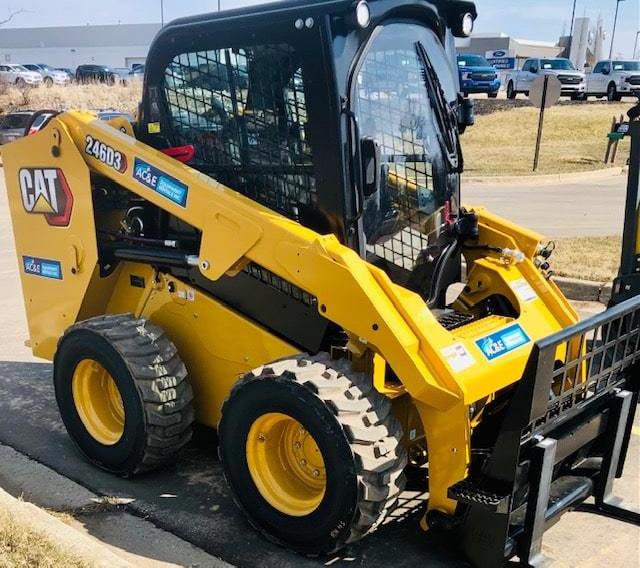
[{"xmin": 0, "ymin": 361, "xmax": 469, "ymax": 568}]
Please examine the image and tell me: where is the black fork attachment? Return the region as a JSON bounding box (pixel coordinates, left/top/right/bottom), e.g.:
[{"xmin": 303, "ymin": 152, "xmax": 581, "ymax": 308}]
[{"xmin": 448, "ymin": 295, "xmax": 640, "ymax": 567}]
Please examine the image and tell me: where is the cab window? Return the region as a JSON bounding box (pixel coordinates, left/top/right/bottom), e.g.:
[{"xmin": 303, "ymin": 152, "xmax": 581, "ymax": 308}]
[{"xmin": 162, "ymin": 43, "xmax": 316, "ymax": 222}]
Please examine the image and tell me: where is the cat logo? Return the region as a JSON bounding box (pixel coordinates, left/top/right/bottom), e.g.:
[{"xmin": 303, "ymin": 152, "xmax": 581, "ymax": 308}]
[{"xmin": 18, "ymin": 168, "xmax": 74, "ymax": 227}]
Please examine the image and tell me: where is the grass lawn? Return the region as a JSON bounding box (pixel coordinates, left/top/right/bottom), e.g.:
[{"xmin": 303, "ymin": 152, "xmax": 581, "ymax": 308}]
[
  {"xmin": 463, "ymin": 103, "xmax": 631, "ymax": 177},
  {"xmin": 551, "ymin": 236, "xmax": 621, "ymax": 282},
  {"xmin": 0, "ymin": 508, "xmax": 88, "ymax": 568}
]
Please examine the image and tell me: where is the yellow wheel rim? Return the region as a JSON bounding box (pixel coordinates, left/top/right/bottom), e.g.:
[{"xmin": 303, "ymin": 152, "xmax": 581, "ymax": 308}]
[
  {"xmin": 72, "ymin": 359, "xmax": 125, "ymax": 446},
  {"xmin": 246, "ymin": 413, "xmax": 326, "ymax": 517}
]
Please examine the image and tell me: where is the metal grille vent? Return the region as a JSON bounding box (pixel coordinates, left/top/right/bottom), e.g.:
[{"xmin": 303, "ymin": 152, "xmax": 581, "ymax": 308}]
[
  {"xmin": 244, "ymin": 262, "xmax": 316, "ymax": 307},
  {"xmin": 163, "ymin": 44, "xmax": 316, "ymax": 222}
]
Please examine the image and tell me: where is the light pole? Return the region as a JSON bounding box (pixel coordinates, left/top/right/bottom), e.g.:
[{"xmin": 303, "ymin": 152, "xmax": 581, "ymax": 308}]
[
  {"xmin": 161, "ymin": 0, "xmax": 164, "ymax": 26},
  {"xmin": 218, "ymin": 0, "xmax": 221, "ymax": 11},
  {"xmin": 634, "ymin": 31, "xmax": 640, "ymax": 59},
  {"xmin": 568, "ymin": 0, "xmax": 578, "ymax": 54},
  {"xmin": 609, "ymin": 0, "xmax": 626, "ymax": 59}
]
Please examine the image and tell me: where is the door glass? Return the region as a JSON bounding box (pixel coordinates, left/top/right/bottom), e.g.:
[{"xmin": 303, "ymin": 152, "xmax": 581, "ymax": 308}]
[{"xmin": 352, "ymin": 23, "xmax": 457, "ymax": 272}]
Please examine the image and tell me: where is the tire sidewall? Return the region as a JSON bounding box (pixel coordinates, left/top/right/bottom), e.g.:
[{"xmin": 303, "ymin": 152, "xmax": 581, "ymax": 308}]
[
  {"xmin": 54, "ymin": 329, "xmax": 147, "ymax": 475},
  {"xmin": 219, "ymin": 374, "xmax": 359, "ymax": 554}
]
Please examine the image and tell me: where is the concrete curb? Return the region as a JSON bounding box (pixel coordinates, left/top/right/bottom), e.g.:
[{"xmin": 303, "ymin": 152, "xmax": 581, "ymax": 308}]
[
  {"xmin": 0, "ymin": 486, "xmax": 133, "ymax": 568},
  {"xmin": 554, "ymin": 276, "xmax": 613, "ymax": 304},
  {"xmin": 464, "ymin": 166, "xmax": 626, "ymax": 187},
  {"xmin": 0, "ymin": 444, "xmax": 232, "ymax": 568}
]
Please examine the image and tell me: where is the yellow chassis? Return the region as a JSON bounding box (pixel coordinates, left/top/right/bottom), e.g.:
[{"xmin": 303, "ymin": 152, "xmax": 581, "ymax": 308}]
[{"xmin": 2, "ymin": 112, "xmax": 578, "ymax": 522}]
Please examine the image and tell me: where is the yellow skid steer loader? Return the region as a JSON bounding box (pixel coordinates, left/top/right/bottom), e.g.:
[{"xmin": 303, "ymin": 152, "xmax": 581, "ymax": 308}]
[{"xmin": 2, "ymin": 1, "xmax": 639, "ymax": 565}]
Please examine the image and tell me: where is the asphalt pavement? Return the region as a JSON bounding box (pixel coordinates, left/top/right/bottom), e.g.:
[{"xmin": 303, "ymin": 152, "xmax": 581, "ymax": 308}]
[{"xmin": 0, "ymin": 173, "xmax": 638, "ymax": 567}]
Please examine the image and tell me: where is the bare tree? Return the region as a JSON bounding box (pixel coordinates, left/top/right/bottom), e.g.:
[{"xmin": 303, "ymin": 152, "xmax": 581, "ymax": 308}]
[{"xmin": 0, "ymin": 8, "xmax": 27, "ymax": 27}]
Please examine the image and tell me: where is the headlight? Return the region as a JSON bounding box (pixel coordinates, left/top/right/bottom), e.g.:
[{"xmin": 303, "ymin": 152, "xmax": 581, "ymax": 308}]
[
  {"xmin": 355, "ymin": 1, "xmax": 371, "ymax": 28},
  {"xmin": 461, "ymin": 72, "xmax": 471, "ymax": 80},
  {"xmin": 460, "ymin": 13, "xmax": 474, "ymax": 37}
]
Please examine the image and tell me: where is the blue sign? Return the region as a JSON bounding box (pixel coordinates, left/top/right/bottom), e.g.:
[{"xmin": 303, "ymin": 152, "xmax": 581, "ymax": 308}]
[
  {"xmin": 133, "ymin": 158, "xmax": 189, "ymax": 207},
  {"xmin": 476, "ymin": 324, "xmax": 530, "ymax": 362},
  {"xmin": 22, "ymin": 256, "xmax": 62, "ymax": 280},
  {"xmin": 487, "ymin": 57, "xmax": 517, "ymax": 71}
]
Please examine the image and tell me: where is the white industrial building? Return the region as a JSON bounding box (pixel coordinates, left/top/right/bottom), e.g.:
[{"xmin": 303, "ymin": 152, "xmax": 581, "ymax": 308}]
[{"xmin": 0, "ymin": 23, "xmax": 161, "ymax": 69}]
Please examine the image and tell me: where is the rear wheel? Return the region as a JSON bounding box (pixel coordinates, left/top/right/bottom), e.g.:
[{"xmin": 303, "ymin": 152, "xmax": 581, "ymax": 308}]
[
  {"xmin": 15, "ymin": 77, "xmax": 25, "ymax": 88},
  {"xmin": 44, "ymin": 77, "xmax": 53, "ymax": 88},
  {"xmin": 507, "ymin": 81, "xmax": 516, "ymax": 100},
  {"xmin": 54, "ymin": 314, "xmax": 194, "ymax": 476},
  {"xmin": 219, "ymin": 355, "xmax": 406, "ymax": 555}
]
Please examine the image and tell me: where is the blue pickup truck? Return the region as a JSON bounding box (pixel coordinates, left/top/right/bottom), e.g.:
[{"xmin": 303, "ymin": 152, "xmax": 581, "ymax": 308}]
[{"xmin": 457, "ymin": 54, "xmax": 501, "ymax": 98}]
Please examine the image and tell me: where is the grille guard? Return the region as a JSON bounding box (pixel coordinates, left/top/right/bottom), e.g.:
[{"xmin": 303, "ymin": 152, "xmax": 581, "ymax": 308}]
[{"xmin": 450, "ymin": 295, "xmax": 640, "ymax": 567}]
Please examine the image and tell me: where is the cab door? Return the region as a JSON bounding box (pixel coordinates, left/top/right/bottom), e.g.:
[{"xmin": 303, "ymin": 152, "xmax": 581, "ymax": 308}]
[{"xmin": 520, "ymin": 59, "xmax": 536, "ymax": 92}]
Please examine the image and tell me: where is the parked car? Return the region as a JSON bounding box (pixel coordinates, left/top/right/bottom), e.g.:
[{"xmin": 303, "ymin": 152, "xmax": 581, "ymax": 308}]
[
  {"xmin": 22, "ymin": 64, "xmax": 70, "ymax": 87},
  {"xmin": 457, "ymin": 54, "xmax": 500, "ymax": 98},
  {"xmin": 55, "ymin": 68, "xmax": 76, "ymax": 82},
  {"xmin": 111, "ymin": 67, "xmax": 133, "ymax": 85},
  {"xmin": 97, "ymin": 110, "xmax": 135, "ymax": 122},
  {"xmin": 0, "ymin": 111, "xmax": 34, "ymax": 144},
  {"xmin": 506, "ymin": 58, "xmax": 586, "ymax": 100},
  {"xmin": 129, "ymin": 65, "xmax": 145, "ymax": 81},
  {"xmin": 75, "ymin": 65, "xmax": 117, "ymax": 85},
  {"xmin": 0, "ymin": 64, "xmax": 43, "ymax": 87},
  {"xmin": 586, "ymin": 60, "xmax": 640, "ymax": 101}
]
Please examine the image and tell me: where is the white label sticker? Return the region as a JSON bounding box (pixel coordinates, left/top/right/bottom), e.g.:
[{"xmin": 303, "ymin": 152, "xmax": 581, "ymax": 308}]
[
  {"xmin": 512, "ymin": 278, "xmax": 538, "ymax": 303},
  {"xmin": 441, "ymin": 343, "xmax": 476, "ymax": 372}
]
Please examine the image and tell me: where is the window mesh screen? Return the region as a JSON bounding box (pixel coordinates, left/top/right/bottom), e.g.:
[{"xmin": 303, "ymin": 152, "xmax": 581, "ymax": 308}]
[
  {"xmin": 163, "ymin": 44, "xmax": 316, "ymax": 222},
  {"xmin": 356, "ymin": 41, "xmax": 447, "ymax": 272}
]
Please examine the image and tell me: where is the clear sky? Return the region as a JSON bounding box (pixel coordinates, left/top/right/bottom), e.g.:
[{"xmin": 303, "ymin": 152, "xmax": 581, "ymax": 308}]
[{"xmin": 1, "ymin": 0, "xmax": 638, "ymax": 56}]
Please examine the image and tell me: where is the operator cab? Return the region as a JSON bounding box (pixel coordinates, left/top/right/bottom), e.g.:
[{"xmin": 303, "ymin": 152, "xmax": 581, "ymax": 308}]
[{"xmin": 139, "ymin": 0, "xmax": 476, "ymax": 306}]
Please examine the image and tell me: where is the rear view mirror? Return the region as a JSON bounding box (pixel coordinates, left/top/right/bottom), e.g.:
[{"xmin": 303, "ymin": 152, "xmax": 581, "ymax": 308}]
[
  {"xmin": 531, "ymin": 66, "xmax": 539, "ymax": 74},
  {"xmin": 360, "ymin": 137, "xmax": 381, "ymax": 198},
  {"xmin": 603, "ymin": 68, "xmax": 611, "ymax": 75}
]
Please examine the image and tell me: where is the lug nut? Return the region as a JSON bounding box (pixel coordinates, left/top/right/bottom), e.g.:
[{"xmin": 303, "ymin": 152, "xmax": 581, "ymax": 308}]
[{"xmin": 312, "ymin": 469, "xmax": 320, "ymax": 477}]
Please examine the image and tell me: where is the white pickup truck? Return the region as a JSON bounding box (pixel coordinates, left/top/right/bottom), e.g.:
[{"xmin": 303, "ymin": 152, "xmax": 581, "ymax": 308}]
[
  {"xmin": 585, "ymin": 60, "xmax": 640, "ymax": 101},
  {"xmin": 506, "ymin": 57, "xmax": 586, "ymax": 100}
]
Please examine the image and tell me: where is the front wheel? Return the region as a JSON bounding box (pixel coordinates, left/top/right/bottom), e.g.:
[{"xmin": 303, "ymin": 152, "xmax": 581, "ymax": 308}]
[
  {"xmin": 219, "ymin": 355, "xmax": 406, "ymax": 555},
  {"xmin": 44, "ymin": 77, "xmax": 53, "ymax": 88},
  {"xmin": 507, "ymin": 81, "xmax": 516, "ymax": 100}
]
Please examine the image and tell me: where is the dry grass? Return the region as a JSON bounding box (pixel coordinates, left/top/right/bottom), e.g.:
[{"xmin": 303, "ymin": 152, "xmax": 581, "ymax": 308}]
[
  {"xmin": 463, "ymin": 103, "xmax": 631, "ymax": 176},
  {"xmin": 0, "ymin": 508, "xmax": 89, "ymax": 568},
  {"xmin": 551, "ymin": 236, "xmax": 621, "ymax": 282},
  {"xmin": 0, "ymin": 83, "xmax": 142, "ymax": 116}
]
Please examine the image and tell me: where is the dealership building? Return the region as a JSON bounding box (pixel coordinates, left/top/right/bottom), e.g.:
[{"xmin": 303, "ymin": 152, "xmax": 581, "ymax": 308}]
[{"xmin": 0, "ymin": 23, "xmax": 161, "ymax": 70}]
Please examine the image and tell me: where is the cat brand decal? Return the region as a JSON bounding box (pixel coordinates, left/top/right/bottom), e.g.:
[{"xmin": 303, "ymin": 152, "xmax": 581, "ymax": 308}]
[{"xmin": 19, "ymin": 168, "xmax": 74, "ymax": 227}]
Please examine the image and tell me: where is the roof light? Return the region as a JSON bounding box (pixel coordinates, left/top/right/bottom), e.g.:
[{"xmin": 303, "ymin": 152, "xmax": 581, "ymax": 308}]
[
  {"xmin": 460, "ymin": 12, "xmax": 474, "ymax": 37},
  {"xmin": 355, "ymin": 1, "xmax": 371, "ymax": 29}
]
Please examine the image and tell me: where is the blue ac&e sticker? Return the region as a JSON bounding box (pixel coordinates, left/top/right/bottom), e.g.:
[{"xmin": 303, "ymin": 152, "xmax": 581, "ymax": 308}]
[
  {"xmin": 133, "ymin": 158, "xmax": 189, "ymax": 207},
  {"xmin": 23, "ymin": 256, "xmax": 62, "ymax": 280},
  {"xmin": 476, "ymin": 324, "xmax": 530, "ymax": 362}
]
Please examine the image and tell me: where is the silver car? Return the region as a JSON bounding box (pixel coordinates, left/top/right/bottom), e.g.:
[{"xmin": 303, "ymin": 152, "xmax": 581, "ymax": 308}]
[
  {"xmin": 0, "ymin": 112, "xmax": 33, "ymax": 144},
  {"xmin": 23, "ymin": 64, "xmax": 71, "ymax": 87},
  {"xmin": 0, "ymin": 64, "xmax": 43, "ymax": 87}
]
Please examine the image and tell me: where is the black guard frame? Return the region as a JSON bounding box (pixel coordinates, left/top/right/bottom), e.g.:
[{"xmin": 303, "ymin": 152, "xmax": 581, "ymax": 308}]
[{"xmin": 450, "ymin": 295, "xmax": 640, "ymax": 567}]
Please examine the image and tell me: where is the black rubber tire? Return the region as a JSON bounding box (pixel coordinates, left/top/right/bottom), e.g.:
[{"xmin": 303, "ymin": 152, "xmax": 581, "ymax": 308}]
[
  {"xmin": 15, "ymin": 77, "xmax": 26, "ymax": 88},
  {"xmin": 507, "ymin": 81, "xmax": 516, "ymax": 100},
  {"xmin": 608, "ymin": 82, "xmax": 621, "ymax": 102},
  {"xmin": 219, "ymin": 355, "xmax": 406, "ymax": 556},
  {"xmin": 53, "ymin": 314, "xmax": 194, "ymax": 476},
  {"xmin": 44, "ymin": 77, "xmax": 53, "ymax": 88}
]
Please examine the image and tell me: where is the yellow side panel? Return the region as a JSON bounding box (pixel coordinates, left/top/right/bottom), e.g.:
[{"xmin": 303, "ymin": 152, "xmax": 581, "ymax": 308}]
[
  {"xmin": 141, "ymin": 275, "xmax": 299, "ymax": 427},
  {"xmin": 2, "ymin": 123, "xmax": 98, "ymax": 360}
]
